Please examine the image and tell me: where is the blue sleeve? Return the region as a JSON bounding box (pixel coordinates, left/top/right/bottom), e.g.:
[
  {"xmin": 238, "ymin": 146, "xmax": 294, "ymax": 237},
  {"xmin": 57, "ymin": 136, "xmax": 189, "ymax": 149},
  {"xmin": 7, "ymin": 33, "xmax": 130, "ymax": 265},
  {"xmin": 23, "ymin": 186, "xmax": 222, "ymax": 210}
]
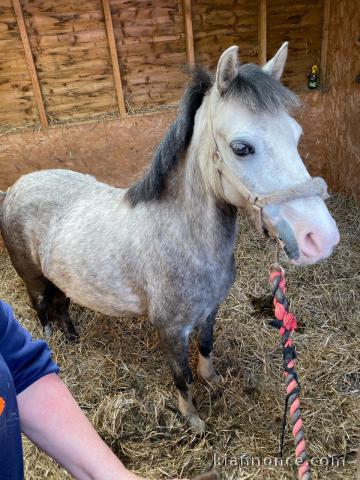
[{"xmin": 0, "ymin": 301, "xmax": 59, "ymax": 395}]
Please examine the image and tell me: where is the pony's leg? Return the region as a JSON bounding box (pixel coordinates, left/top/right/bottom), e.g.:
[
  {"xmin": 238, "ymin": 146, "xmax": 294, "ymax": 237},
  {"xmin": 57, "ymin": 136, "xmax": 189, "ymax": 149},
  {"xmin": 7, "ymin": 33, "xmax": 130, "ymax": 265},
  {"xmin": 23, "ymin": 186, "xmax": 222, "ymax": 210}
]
[
  {"xmin": 198, "ymin": 308, "xmax": 221, "ymax": 383},
  {"xmin": 25, "ymin": 276, "xmax": 53, "ymax": 338},
  {"xmin": 25, "ymin": 274, "xmax": 76, "ymax": 341},
  {"xmin": 3, "ymin": 243, "xmax": 53, "ymax": 337},
  {"xmin": 47, "ymin": 283, "xmax": 78, "ymax": 341},
  {"xmin": 160, "ymin": 328, "xmax": 205, "ymax": 432}
]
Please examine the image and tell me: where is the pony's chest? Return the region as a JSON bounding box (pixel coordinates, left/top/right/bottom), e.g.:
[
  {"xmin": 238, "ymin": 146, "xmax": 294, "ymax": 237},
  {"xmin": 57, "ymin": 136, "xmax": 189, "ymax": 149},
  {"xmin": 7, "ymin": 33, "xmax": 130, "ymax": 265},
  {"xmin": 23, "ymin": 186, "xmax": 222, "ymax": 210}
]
[
  {"xmin": 180, "ymin": 255, "xmax": 236, "ymax": 323},
  {"xmin": 173, "ymin": 250, "xmax": 235, "ymax": 303}
]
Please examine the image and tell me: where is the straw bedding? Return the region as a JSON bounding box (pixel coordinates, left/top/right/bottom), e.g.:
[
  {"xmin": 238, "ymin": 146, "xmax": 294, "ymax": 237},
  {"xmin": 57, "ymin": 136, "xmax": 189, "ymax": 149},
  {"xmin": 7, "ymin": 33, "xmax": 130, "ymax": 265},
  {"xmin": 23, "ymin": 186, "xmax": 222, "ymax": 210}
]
[{"xmin": 0, "ymin": 194, "xmax": 359, "ymax": 479}]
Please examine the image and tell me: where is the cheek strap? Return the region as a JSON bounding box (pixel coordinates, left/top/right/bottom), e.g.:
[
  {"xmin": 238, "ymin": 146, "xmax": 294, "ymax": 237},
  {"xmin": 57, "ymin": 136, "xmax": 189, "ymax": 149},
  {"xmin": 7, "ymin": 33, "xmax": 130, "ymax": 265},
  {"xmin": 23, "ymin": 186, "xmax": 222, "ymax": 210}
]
[{"xmin": 213, "ymin": 150, "xmax": 330, "ymax": 234}]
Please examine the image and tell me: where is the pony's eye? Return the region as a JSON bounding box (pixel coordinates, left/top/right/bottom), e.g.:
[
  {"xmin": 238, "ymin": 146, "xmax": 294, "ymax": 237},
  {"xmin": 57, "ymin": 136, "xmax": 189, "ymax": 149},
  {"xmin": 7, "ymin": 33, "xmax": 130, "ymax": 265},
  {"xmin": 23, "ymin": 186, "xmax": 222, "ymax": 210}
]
[{"xmin": 230, "ymin": 141, "xmax": 255, "ymax": 157}]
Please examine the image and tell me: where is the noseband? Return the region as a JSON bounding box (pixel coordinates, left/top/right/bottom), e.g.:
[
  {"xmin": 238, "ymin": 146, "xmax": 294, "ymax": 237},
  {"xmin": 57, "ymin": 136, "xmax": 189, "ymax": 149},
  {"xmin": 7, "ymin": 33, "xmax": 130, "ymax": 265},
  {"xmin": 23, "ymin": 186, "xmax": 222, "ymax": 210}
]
[{"xmin": 213, "ymin": 149, "xmax": 329, "ymax": 235}]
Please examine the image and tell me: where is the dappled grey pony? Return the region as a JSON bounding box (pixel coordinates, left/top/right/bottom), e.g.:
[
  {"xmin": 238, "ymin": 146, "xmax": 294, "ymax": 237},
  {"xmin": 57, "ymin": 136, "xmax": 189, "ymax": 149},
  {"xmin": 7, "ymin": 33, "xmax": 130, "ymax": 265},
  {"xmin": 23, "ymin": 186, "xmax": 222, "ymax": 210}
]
[{"xmin": 0, "ymin": 43, "xmax": 339, "ymax": 430}]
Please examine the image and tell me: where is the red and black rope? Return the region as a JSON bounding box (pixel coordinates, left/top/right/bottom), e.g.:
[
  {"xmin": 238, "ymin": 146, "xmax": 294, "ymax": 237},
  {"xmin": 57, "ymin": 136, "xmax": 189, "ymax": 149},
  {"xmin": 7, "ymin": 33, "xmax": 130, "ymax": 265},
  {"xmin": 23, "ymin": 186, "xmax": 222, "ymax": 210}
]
[{"xmin": 269, "ymin": 267, "xmax": 311, "ymax": 480}]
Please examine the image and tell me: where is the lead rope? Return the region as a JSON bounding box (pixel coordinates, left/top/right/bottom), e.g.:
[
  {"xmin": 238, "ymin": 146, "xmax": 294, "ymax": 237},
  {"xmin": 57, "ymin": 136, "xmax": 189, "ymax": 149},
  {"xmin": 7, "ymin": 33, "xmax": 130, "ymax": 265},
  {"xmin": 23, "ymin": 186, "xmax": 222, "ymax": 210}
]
[{"xmin": 269, "ymin": 250, "xmax": 311, "ymax": 480}]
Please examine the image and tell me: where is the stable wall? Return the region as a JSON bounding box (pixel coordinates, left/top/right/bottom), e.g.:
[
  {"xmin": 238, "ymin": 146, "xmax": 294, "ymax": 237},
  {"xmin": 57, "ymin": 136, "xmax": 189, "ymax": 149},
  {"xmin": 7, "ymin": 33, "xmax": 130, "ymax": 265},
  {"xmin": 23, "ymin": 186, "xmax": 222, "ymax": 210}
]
[
  {"xmin": 0, "ymin": 0, "xmax": 324, "ymax": 127},
  {"xmin": 0, "ymin": 92, "xmax": 324, "ymax": 191},
  {"xmin": 0, "ymin": 0, "xmax": 358, "ymax": 202},
  {"xmin": 322, "ymin": 0, "xmax": 360, "ymax": 201},
  {"xmin": 267, "ymin": 0, "xmax": 324, "ymax": 90}
]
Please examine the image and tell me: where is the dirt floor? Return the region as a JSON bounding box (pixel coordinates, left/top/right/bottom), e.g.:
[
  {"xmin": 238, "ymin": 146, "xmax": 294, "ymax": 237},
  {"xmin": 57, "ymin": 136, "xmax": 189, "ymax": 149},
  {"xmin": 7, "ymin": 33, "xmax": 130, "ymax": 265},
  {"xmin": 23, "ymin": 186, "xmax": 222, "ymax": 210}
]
[{"xmin": 0, "ymin": 193, "xmax": 359, "ymax": 480}]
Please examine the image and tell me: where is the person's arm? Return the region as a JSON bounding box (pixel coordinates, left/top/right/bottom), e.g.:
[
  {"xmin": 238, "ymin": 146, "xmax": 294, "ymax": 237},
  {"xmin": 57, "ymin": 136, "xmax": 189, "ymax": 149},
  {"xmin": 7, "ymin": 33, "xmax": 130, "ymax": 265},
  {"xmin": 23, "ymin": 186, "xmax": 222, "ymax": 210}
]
[
  {"xmin": 0, "ymin": 302, "xmax": 141, "ymax": 479},
  {"xmin": 0, "ymin": 301, "xmax": 60, "ymax": 394},
  {"xmin": 0, "ymin": 302, "xmax": 183, "ymax": 480},
  {"xmin": 18, "ymin": 372, "xmax": 144, "ymax": 480}
]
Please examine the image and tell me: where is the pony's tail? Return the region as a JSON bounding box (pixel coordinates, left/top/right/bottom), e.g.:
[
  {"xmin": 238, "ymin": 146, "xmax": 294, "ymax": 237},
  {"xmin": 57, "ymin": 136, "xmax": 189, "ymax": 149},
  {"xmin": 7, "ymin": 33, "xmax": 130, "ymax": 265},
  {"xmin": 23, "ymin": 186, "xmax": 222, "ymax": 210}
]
[
  {"xmin": 0, "ymin": 192, "xmax": 5, "ymax": 226},
  {"xmin": 0, "ymin": 191, "xmax": 6, "ymax": 206}
]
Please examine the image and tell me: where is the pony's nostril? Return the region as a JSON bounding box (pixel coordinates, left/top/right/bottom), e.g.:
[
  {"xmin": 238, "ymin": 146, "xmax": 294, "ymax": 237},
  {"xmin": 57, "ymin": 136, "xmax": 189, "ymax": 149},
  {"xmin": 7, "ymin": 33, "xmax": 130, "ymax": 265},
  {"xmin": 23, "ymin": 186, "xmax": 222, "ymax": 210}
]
[
  {"xmin": 297, "ymin": 224, "xmax": 339, "ymax": 261},
  {"xmin": 302, "ymin": 232, "xmax": 322, "ymax": 257},
  {"xmin": 305, "ymin": 232, "xmax": 316, "ymax": 246}
]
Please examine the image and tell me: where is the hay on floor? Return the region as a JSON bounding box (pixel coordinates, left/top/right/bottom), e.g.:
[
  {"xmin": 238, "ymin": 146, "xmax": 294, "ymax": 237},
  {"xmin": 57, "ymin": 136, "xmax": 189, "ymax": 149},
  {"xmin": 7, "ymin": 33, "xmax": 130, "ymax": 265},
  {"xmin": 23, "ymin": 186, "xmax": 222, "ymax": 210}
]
[{"xmin": 0, "ymin": 194, "xmax": 359, "ymax": 479}]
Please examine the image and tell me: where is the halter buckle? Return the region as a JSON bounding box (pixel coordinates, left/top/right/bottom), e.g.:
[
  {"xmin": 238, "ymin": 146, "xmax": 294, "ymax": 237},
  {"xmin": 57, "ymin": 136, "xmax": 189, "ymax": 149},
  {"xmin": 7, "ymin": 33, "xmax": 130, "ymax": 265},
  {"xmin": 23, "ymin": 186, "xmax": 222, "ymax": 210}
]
[{"xmin": 252, "ymin": 204, "xmax": 264, "ymax": 234}]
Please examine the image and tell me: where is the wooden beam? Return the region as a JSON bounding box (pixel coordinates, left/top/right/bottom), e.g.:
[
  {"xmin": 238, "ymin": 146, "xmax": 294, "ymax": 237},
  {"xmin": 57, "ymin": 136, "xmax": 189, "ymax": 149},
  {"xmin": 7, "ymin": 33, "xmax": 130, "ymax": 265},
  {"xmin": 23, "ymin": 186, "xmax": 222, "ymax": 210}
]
[
  {"xmin": 12, "ymin": 0, "xmax": 48, "ymax": 128},
  {"xmin": 183, "ymin": 0, "xmax": 195, "ymax": 65},
  {"xmin": 102, "ymin": 0, "xmax": 126, "ymax": 119},
  {"xmin": 258, "ymin": 0, "xmax": 267, "ymax": 65},
  {"xmin": 320, "ymin": 0, "xmax": 331, "ymax": 87}
]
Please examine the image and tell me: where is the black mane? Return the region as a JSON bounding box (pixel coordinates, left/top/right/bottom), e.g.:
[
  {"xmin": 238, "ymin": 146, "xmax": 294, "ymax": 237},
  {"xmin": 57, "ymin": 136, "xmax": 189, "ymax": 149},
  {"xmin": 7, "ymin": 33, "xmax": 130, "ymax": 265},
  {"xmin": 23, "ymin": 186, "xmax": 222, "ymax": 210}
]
[{"xmin": 126, "ymin": 67, "xmax": 213, "ymax": 207}]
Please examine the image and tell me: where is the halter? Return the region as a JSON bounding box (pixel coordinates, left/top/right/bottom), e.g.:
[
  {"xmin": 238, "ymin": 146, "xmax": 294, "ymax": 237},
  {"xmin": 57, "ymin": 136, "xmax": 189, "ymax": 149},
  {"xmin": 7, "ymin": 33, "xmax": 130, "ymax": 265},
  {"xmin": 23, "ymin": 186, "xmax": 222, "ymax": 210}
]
[
  {"xmin": 208, "ymin": 101, "xmax": 329, "ymax": 235},
  {"xmin": 213, "ymin": 149, "xmax": 329, "ymax": 234}
]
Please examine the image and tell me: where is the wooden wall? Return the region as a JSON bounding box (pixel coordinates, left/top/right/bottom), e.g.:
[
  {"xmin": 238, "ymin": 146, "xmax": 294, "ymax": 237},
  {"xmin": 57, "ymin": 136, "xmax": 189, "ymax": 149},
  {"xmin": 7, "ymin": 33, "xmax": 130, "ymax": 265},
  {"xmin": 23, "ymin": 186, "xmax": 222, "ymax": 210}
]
[
  {"xmin": 267, "ymin": 0, "xmax": 324, "ymax": 90},
  {"xmin": 321, "ymin": 0, "xmax": 360, "ymax": 201},
  {"xmin": 0, "ymin": 0, "xmax": 358, "ymax": 202},
  {"xmin": 192, "ymin": 0, "xmax": 258, "ymax": 69},
  {"xmin": 25, "ymin": 0, "xmax": 118, "ymax": 123},
  {"xmin": 0, "ymin": 0, "xmax": 325, "ymax": 128},
  {"xmin": 111, "ymin": 0, "xmax": 188, "ymax": 109},
  {"xmin": 0, "ymin": 0, "xmax": 38, "ymax": 126}
]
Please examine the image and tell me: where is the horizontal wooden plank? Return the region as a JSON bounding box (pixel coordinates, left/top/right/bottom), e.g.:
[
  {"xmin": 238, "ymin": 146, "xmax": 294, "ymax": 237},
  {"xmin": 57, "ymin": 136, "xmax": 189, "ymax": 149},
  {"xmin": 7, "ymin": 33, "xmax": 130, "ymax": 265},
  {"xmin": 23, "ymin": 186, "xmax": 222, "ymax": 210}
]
[
  {"xmin": 192, "ymin": 0, "xmax": 258, "ymax": 68},
  {"xmin": 110, "ymin": 0, "xmax": 188, "ymax": 109}
]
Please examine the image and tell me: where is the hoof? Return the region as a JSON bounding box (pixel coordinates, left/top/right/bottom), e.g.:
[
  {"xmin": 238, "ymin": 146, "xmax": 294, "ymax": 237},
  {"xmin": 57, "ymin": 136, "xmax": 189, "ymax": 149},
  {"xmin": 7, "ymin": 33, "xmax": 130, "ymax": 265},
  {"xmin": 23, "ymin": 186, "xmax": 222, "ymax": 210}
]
[
  {"xmin": 198, "ymin": 353, "xmax": 222, "ymax": 384},
  {"xmin": 43, "ymin": 324, "xmax": 53, "ymax": 339},
  {"xmin": 65, "ymin": 329, "xmax": 79, "ymax": 343},
  {"xmin": 177, "ymin": 387, "xmax": 205, "ymax": 433},
  {"xmin": 188, "ymin": 414, "xmax": 206, "ymax": 433},
  {"xmin": 203, "ymin": 371, "xmax": 223, "ymax": 384},
  {"xmin": 63, "ymin": 321, "xmax": 79, "ymax": 342},
  {"xmin": 197, "ymin": 364, "xmax": 223, "ymax": 384}
]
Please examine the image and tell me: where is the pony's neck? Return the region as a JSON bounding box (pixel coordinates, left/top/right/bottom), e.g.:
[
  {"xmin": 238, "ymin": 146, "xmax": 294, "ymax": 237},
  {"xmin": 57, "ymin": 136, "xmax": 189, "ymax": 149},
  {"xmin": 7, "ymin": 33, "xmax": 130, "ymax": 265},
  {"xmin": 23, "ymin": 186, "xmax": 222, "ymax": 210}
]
[
  {"xmin": 178, "ymin": 97, "xmax": 238, "ymax": 249},
  {"xmin": 185, "ymin": 95, "xmax": 219, "ymax": 198}
]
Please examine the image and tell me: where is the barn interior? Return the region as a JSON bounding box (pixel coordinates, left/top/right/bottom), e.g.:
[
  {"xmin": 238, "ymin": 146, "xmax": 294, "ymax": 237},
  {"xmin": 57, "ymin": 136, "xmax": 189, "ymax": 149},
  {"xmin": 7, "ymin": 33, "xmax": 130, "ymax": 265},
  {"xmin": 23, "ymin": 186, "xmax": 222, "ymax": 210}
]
[{"xmin": 0, "ymin": 0, "xmax": 359, "ymax": 478}]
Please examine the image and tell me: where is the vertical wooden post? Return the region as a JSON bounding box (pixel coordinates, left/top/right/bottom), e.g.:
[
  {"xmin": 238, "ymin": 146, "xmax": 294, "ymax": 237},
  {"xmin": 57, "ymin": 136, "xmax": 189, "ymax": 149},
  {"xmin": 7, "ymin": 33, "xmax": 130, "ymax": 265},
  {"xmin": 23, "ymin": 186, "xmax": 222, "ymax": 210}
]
[
  {"xmin": 320, "ymin": 0, "xmax": 331, "ymax": 86},
  {"xmin": 12, "ymin": 0, "xmax": 48, "ymax": 128},
  {"xmin": 182, "ymin": 0, "xmax": 195, "ymax": 65},
  {"xmin": 102, "ymin": 0, "xmax": 126, "ymax": 119},
  {"xmin": 258, "ymin": 0, "xmax": 267, "ymax": 65}
]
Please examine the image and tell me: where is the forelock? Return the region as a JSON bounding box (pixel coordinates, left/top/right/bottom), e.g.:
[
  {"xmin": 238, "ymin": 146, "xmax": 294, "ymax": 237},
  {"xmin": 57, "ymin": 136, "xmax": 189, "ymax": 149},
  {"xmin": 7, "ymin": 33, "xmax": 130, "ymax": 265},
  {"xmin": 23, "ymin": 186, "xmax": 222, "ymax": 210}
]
[{"xmin": 222, "ymin": 63, "xmax": 299, "ymax": 113}]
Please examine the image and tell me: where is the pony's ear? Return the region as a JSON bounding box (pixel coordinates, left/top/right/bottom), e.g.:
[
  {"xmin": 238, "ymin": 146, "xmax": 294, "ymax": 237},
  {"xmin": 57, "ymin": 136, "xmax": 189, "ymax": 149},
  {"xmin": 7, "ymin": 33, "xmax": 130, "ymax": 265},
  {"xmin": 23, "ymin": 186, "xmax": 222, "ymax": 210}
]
[
  {"xmin": 215, "ymin": 46, "xmax": 239, "ymax": 94},
  {"xmin": 262, "ymin": 42, "xmax": 288, "ymax": 80}
]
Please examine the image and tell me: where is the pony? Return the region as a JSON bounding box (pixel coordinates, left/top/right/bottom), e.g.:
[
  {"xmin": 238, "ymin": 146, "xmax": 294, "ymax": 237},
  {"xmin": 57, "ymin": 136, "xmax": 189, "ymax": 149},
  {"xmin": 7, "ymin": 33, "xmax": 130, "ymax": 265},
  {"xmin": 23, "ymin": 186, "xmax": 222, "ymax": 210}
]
[{"xmin": 0, "ymin": 43, "xmax": 339, "ymax": 430}]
